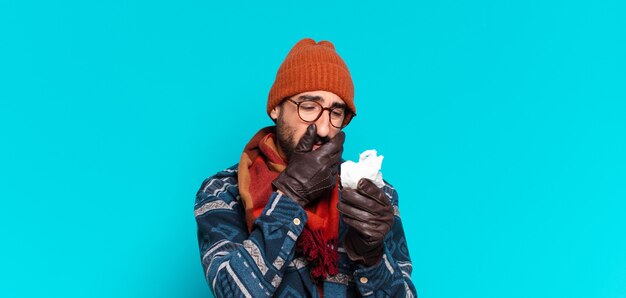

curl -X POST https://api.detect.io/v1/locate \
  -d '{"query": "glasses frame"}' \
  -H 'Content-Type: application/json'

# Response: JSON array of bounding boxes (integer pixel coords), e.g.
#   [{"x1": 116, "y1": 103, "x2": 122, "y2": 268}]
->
[{"x1": 285, "y1": 98, "x2": 356, "y2": 128}]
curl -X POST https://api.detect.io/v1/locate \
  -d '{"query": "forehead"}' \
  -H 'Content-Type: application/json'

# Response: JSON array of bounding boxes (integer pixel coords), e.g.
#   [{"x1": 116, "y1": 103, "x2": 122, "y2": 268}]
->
[{"x1": 292, "y1": 90, "x2": 345, "y2": 106}]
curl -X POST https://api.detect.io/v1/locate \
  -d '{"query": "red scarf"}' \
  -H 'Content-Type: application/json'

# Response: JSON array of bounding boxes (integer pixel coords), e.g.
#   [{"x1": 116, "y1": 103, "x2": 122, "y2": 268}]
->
[{"x1": 238, "y1": 126, "x2": 339, "y2": 283}]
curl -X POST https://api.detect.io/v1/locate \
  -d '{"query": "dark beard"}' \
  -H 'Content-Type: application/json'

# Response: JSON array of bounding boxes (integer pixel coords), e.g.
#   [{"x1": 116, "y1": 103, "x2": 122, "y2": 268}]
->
[{"x1": 276, "y1": 115, "x2": 297, "y2": 161}]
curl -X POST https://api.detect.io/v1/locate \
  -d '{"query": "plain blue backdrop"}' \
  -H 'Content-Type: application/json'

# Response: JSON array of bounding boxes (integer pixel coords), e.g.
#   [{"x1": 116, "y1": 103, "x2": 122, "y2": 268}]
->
[{"x1": 1, "y1": 0, "x2": 625, "y2": 297}]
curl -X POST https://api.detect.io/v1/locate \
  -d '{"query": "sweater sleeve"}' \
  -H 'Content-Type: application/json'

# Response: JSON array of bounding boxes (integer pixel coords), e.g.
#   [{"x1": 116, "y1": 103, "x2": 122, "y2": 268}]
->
[
  {"x1": 352, "y1": 184, "x2": 418, "y2": 297},
  {"x1": 194, "y1": 166, "x2": 308, "y2": 297}
]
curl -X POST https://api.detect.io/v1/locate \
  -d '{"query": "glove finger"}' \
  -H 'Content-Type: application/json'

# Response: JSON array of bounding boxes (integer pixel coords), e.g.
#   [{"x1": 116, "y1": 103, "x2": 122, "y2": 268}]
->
[
  {"x1": 339, "y1": 188, "x2": 370, "y2": 208},
  {"x1": 342, "y1": 217, "x2": 385, "y2": 243},
  {"x1": 294, "y1": 124, "x2": 317, "y2": 153},
  {"x1": 339, "y1": 196, "x2": 390, "y2": 242},
  {"x1": 357, "y1": 178, "x2": 390, "y2": 207},
  {"x1": 342, "y1": 187, "x2": 388, "y2": 216},
  {"x1": 337, "y1": 200, "x2": 376, "y2": 222},
  {"x1": 371, "y1": 208, "x2": 394, "y2": 233}
]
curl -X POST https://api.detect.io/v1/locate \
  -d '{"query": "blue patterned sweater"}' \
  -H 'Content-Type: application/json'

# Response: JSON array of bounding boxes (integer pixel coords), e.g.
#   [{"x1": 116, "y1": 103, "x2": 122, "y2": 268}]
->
[{"x1": 195, "y1": 164, "x2": 417, "y2": 297}]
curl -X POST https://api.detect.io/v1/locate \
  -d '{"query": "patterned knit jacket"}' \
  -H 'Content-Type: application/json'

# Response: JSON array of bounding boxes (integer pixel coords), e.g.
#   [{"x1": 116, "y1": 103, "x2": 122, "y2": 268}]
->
[{"x1": 195, "y1": 164, "x2": 417, "y2": 297}]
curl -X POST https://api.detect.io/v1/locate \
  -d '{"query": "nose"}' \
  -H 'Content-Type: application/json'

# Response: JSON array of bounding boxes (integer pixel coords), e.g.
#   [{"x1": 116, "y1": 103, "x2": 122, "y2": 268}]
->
[{"x1": 314, "y1": 110, "x2": 332, "y2": 138}]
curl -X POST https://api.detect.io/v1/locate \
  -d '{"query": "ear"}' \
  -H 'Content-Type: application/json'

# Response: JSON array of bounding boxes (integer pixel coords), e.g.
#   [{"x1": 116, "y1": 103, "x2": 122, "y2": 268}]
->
[{"x1": 270, "y1": 105, "x2": 280, "y2": 120}]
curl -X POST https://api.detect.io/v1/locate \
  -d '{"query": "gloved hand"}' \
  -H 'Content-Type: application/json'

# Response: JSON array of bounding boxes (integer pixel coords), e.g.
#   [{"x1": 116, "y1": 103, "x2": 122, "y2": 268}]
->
[
  {"x1": 338, "y1": 178, "x2": 394, "y2": 266},
  {"x1": 273, "y1": 124, "x2": 345, "y2": 207}
]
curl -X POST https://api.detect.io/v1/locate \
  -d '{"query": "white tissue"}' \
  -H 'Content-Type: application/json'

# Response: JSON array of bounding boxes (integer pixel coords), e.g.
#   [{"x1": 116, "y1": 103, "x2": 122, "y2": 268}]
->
[{"x1": 340, "y1": 150, "x2": 385, "y2": 189}]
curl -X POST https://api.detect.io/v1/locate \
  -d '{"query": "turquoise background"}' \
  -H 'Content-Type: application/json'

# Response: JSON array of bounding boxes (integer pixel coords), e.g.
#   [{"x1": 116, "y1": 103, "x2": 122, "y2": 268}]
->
[{"x1": 1, "y1": 0, "x2": 625, "y2": 297}]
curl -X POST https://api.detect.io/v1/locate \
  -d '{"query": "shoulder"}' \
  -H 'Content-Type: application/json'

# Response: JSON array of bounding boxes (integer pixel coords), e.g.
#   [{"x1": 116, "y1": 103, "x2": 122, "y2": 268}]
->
[{"x1": 195, "y1": 164, "x2": 240, "y2": 206}]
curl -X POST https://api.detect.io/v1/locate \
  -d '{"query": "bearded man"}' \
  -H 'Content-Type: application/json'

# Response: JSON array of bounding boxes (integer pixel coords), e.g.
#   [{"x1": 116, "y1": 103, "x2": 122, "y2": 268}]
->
[{"x1": 195, "y1": 38, "x2": 417, "y2": 297}]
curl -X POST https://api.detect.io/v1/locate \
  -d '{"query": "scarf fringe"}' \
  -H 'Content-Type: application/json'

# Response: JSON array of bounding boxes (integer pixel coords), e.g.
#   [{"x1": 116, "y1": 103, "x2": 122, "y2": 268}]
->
[{"x1": 298, "y1": 227, "x2": 339, "y2": 281}]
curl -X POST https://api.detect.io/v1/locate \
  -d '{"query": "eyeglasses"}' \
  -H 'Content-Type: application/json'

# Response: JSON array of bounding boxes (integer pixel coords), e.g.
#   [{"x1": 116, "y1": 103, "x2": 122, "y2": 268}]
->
[{"x1": 285, "y1": 98, "x2": 356, "y2": 128}]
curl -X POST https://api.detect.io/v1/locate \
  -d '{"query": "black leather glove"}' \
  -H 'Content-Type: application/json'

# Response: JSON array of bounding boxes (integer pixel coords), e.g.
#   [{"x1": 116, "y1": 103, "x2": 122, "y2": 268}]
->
[
  {"x1": 273, "y1": 124, "x2": 345, "y2": 207},
  {"x1": 338, "y1": 178, "x2": 394, "y2": 266}
]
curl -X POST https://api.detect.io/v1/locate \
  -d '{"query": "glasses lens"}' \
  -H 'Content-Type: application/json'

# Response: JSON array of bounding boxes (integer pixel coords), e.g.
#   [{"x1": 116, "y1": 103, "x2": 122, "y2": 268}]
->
[
  {"x1": 329, "y1": 108, "x2": 346, "y2": 128},
  {"x1": 298, "y1": 101, "x2": 323, "y2": 121}
]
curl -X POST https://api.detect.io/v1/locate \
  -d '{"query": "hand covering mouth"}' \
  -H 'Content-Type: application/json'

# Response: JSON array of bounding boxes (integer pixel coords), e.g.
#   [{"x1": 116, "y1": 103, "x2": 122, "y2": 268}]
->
[{"x1": 313, "y1": 136, "x2": 330, "y2": 149}]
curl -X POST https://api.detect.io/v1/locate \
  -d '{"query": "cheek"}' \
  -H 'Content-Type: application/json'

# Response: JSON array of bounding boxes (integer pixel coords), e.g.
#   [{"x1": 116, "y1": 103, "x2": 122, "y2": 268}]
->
[
  {"x1": 291, "y1": 127, "x2": 308, "y2": 146},
  {"x1": 281, "y1": 114, "x2": 311, "y2": 142},
  {"x1": 278, "y1": 116, "x2": 303, "y2": 146}
]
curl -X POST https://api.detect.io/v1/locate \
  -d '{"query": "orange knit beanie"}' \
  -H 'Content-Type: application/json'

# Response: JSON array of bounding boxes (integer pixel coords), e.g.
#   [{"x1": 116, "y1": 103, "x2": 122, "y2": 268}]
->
[{"x1": 267, "y1": 38, "x2": 355, "y2": 117}]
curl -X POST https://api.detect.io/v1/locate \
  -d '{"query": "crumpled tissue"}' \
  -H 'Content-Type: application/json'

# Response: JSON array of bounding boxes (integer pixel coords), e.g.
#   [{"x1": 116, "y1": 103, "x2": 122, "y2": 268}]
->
[{"x1": 340, "y1": 150, "x2": 385, "y2": 189}]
